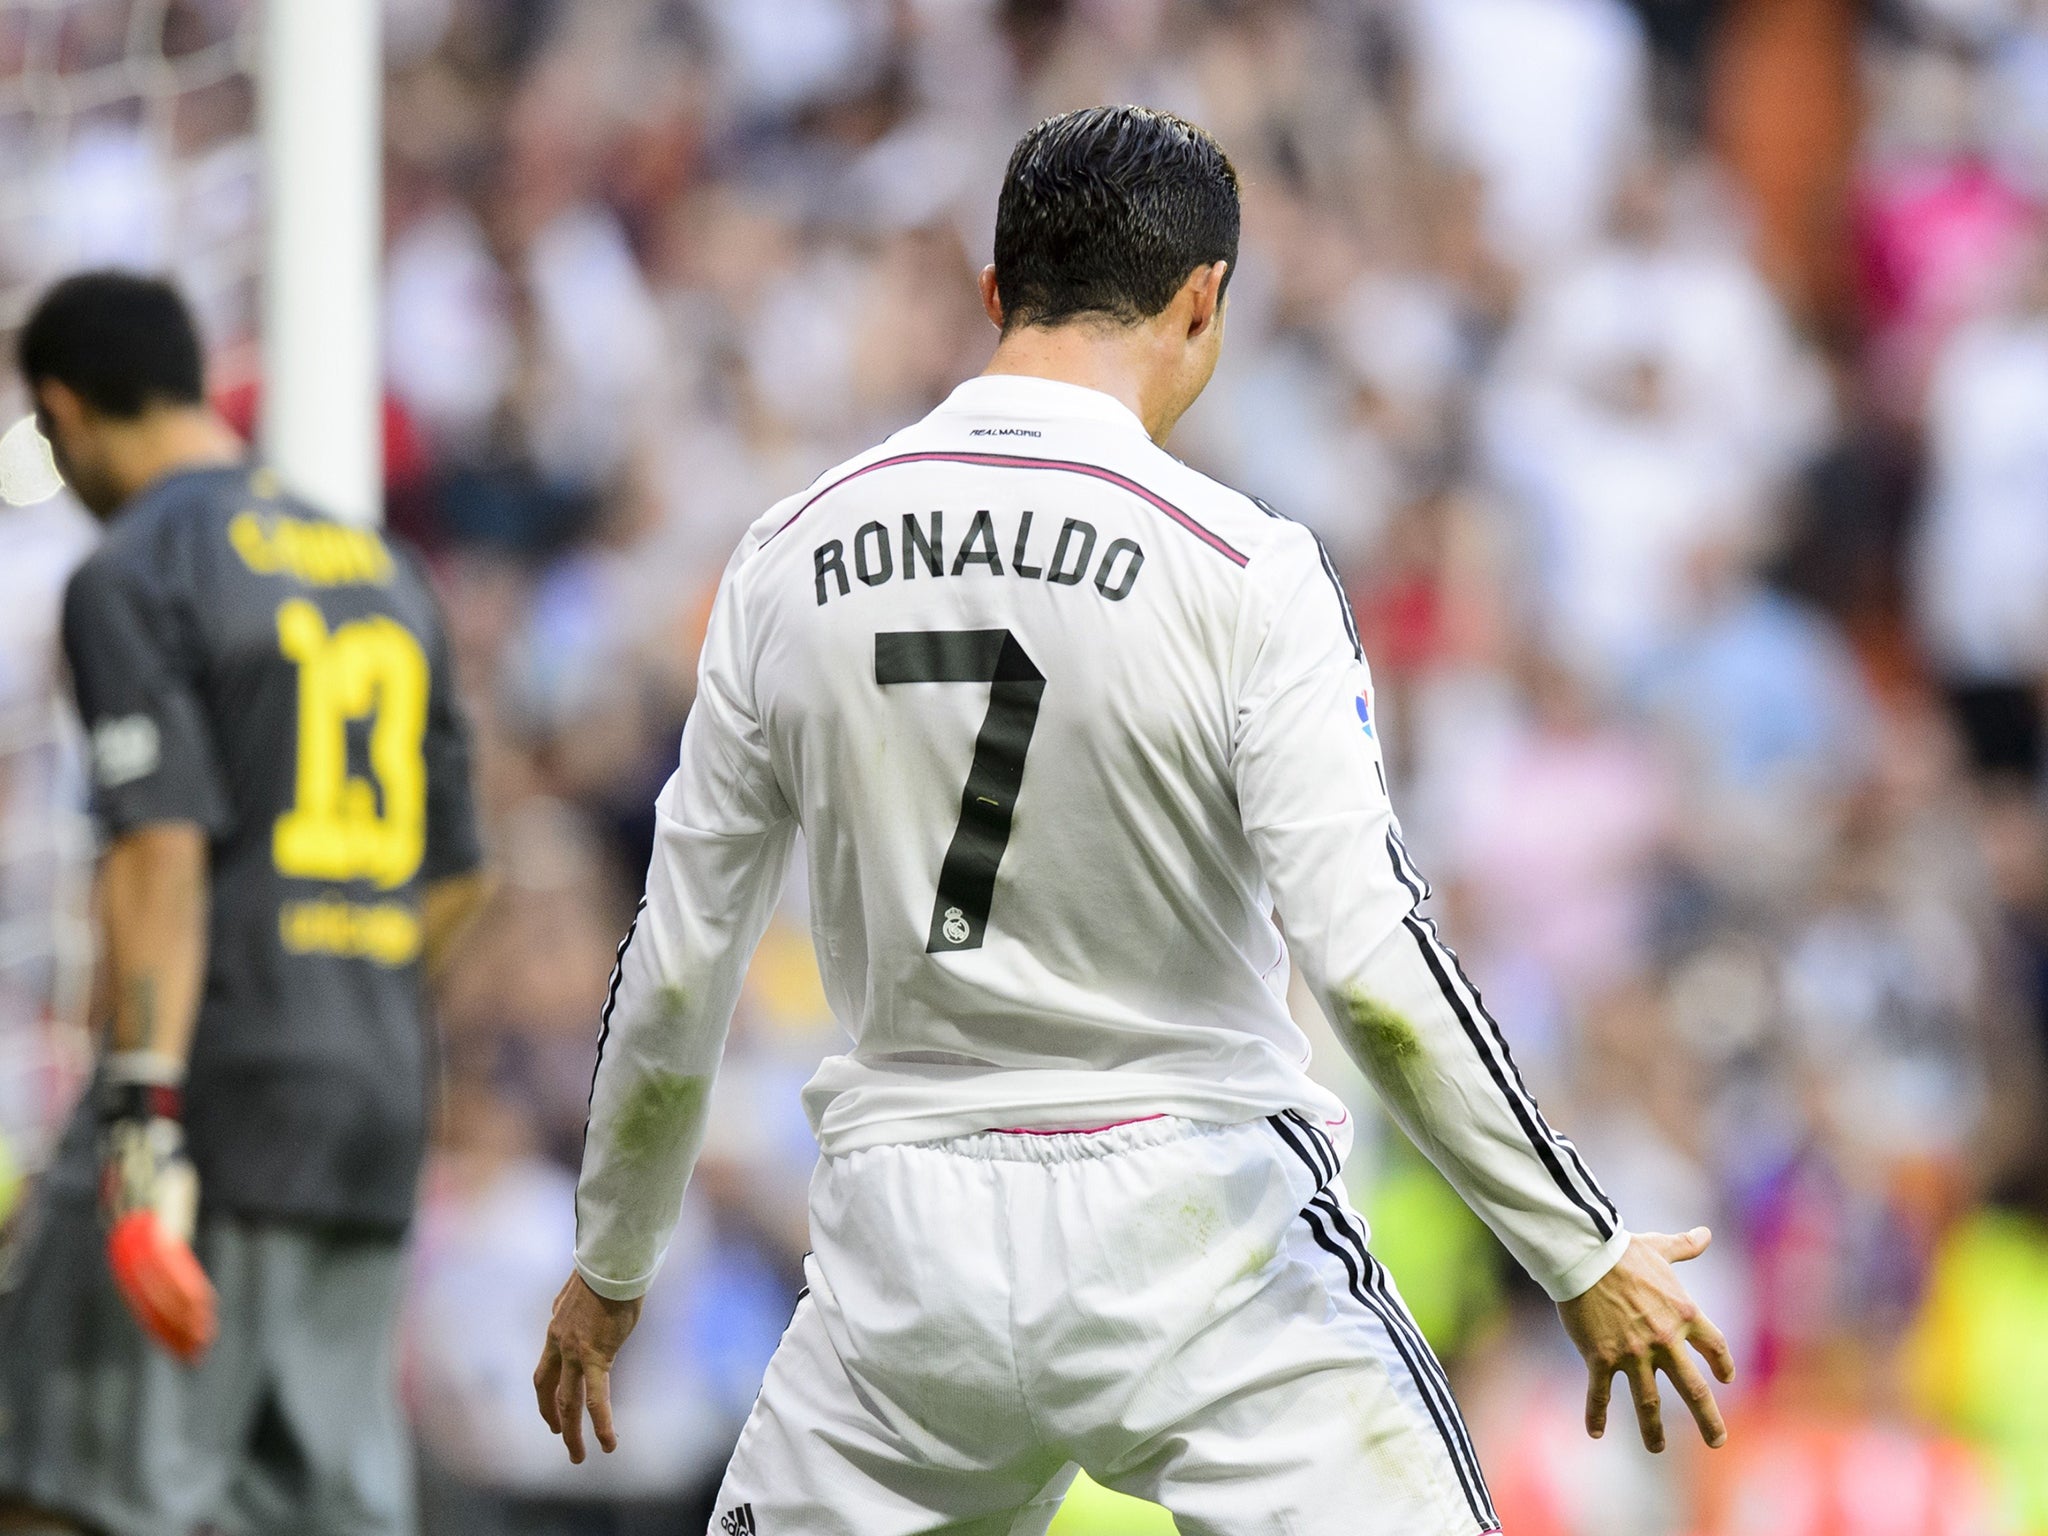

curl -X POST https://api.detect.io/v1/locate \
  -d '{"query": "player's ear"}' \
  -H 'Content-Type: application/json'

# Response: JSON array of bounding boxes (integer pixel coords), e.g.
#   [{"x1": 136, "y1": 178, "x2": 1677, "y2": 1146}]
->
[
  {"x1": 32, "y1": 377, "x2": 89, "y2": 446},
  {"x1": 1184, "y1": 261, "x2": 1228, "y2": 341},
  {"x1": 978, "y1": 265, "x2": 1006, "y2": 330}
]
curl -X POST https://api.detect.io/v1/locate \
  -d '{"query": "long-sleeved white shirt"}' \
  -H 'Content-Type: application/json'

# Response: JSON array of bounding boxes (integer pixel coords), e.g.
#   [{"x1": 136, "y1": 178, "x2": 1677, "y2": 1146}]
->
[{"x1": 576, "y1": 374, "x2": 1627, "y2": 1304}]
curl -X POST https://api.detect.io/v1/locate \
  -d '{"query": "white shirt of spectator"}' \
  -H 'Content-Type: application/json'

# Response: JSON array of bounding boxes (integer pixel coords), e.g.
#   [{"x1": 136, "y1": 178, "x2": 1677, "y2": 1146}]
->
[
  {"x1": 1404, "y1": 0, "x2": 1649, "y2": 267},
  {"x1": 1916, "y1": 311, "x2": 2048, "y2": 680}
]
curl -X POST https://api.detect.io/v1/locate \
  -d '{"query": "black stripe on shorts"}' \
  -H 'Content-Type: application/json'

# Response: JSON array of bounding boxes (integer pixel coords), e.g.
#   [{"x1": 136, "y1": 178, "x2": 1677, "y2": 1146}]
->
[
  {"x1": 1269, "y1": 1112, "x2": 1335, "y2": 1187},
  {"x1": 1268, "y1": 1114, "x2": 1499, "y2": 1532},
  {"x1": 1296, "y1": 1198, "x2": 1499, "y2": 1532},
  {"x1": 1311, "y1": 1192, "x2": 1499, "y2": 1531}
]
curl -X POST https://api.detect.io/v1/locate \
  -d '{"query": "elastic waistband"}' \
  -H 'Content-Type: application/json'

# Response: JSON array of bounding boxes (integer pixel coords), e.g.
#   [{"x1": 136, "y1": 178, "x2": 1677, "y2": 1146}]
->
[{"x1": 920, "y1": 1113, "x2": 1237, "y2": 1163}]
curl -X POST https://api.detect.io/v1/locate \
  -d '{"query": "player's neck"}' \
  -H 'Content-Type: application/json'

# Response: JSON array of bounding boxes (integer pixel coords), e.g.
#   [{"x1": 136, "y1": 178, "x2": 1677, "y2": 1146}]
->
[
  {"x1": 982, "y1": 326, "x2": 1174, "y2": 444},
  {"x1": 104, "y1": 407, "x2": 245, "y2": 508}
]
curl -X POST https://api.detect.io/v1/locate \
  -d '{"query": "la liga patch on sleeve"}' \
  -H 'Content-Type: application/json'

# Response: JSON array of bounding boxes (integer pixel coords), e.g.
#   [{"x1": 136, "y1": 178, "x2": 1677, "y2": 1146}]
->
[{"x1": 92, "y1": 714, "x2": 161, "y2": 788}]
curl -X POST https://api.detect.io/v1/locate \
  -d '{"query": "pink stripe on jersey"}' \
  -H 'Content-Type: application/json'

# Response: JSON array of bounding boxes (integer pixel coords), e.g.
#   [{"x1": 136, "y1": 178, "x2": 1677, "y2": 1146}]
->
[
  {"x1": 987, "y1": 1114, "x2": 1169, "y2": 1136},
  {"x1": 760, "y1": 450, "x2": 1251, "y2": 567}
]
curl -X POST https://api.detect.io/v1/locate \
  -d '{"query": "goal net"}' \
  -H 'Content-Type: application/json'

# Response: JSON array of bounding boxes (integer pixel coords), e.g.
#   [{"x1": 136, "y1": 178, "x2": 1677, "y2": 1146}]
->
[{"x1": 0, "y1": 0, "x2": 261, "y2": 1181}]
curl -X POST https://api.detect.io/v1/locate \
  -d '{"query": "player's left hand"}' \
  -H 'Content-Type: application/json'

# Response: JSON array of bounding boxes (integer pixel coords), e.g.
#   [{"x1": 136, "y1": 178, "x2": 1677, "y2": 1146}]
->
[
  {"x1": 534, "y1": 1271, "x2": 643, "y2": 1463},
  {"x1": 98, "y1": 1061, "x2": 217, "y2": 1365},
  {"x1": 1557, "y1": 1227, "x2": 1736, "y2": 1454}
]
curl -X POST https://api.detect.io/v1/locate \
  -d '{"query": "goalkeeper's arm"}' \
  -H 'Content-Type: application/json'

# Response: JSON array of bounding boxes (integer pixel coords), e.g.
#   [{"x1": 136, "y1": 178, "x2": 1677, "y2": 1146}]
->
[
  {"x1": 96, "y1": 821, "x2": 217, "y2": 1363},
  {"x1": 59, "y1": 548, "x2": 232, "y2": 1362},
  {"x1": 100, "y1": 823, "x2": 208, "y2": 1068}
]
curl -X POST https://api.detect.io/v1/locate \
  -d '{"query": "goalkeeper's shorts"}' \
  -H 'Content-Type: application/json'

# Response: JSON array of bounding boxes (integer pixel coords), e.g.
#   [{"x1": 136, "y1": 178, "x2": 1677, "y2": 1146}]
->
[
  {"x1": 0, "y1": 1188, "x2": 411, "y2": 1536},
  {"x1": 710, "y1": 1112, "x2": 1501, "y2": 1536}
]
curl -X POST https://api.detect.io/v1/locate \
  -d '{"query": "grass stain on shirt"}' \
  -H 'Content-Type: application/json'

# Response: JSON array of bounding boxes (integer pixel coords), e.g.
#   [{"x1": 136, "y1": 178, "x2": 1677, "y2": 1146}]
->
[{"x1": 1233, "y1": 1238, "x2": 1279, "y2": 1284}]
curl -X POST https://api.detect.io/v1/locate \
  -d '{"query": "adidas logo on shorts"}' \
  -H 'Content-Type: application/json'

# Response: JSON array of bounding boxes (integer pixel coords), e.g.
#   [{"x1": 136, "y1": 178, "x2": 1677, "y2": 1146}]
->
[{"x1": 719, "y1": 1504, "x2": 758, "y2": 1534}]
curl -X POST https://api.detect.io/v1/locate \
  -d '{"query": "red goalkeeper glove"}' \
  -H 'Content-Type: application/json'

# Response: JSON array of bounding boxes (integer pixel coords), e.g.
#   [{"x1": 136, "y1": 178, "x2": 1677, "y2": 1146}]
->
[{"x1": 99, "y1": 1054, "x2": 217, "y2": 1364}]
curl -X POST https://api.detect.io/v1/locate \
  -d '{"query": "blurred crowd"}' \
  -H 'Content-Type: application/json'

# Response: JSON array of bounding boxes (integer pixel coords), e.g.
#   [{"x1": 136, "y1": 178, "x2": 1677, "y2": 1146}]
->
[{"x1": 7, "y1": 0, "x2": 2048, "y2": 1531}]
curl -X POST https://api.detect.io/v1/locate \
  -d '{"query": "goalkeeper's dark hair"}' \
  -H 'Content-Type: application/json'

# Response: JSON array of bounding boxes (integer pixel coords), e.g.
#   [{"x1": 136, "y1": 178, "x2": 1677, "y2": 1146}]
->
[
  {"x1": 993, "y1": 105, "x2": 1240, "y2": 332},
  {"x1": 18, "y1": 270, "x2": 206, "y2": 418}
]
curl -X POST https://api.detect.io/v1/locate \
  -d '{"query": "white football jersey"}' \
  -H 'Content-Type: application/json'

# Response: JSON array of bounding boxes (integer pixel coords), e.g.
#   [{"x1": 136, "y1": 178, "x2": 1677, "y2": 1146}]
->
[{"x1": 577, "y1": 375, "x2": 1626, "y2": 1303}]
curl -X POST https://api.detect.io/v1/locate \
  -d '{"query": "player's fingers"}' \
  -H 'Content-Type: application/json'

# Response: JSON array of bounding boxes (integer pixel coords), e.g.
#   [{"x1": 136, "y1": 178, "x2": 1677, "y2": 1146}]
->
[
  {"x1": 1644, "y1": 1226, "x2": 1711, "y2": 1264},
  {"x1": 555, "y1": 1358, "x2": 588, "y2": 1464},
  {"x1": 587, "y1": 1362, "x2": 619, "y2": 1455},
  {"x1": 1690, "y1": 1313, "x2": 1738, "y2": 1385},
  {"x1": 1626, "y1": 1358, "x2": 1666, "y2": 1454},
  {"x1": 533, "y1": 1338, "x2": 563, "y2": 1433},
  {"x1": 1659, "y1": 1344, "x2": 1726, "y2": 1449},
  {"x1": 1584, "y1": 1360, "x2": 1614, "y2": 1439}
]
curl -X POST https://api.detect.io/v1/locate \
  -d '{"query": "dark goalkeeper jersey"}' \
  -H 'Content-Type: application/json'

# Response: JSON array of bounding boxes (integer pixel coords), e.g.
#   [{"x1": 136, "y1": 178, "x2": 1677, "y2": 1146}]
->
[{"x1": 53, "y1": 464, "x2": 481, "y2": 1232}]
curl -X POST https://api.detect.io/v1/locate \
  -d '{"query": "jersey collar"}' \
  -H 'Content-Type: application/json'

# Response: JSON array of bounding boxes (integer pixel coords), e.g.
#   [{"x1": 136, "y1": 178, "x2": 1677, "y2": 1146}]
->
[{"x1": 934, "y1": 374, "x2": 1150, "y2": 439}]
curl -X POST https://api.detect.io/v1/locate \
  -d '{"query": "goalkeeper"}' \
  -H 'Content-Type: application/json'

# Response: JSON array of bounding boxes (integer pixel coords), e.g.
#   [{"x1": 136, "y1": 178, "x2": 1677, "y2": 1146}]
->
[{"x1": 0, "y1": 273, "x2": 486, "y2": 1536}]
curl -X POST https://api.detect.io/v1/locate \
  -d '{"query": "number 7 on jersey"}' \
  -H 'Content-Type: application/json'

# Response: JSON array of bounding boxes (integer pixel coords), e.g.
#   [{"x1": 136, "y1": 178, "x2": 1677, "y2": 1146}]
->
[{"x1": 876, "y1": 630, "x2": 1045, "y2": 953}]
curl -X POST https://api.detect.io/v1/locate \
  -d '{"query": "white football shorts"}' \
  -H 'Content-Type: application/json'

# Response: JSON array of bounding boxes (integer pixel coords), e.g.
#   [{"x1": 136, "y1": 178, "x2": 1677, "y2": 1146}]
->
[{"x1": 708, "y1": 1113, "x2": 1501, "y2": 1536}]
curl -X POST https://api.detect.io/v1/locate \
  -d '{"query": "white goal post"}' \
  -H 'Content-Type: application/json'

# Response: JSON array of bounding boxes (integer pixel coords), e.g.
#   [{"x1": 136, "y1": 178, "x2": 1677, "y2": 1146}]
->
[
  {"x1": 0, "y1": 0, "x2": 386, "y2": 1173},
  {"x1": 260, "y1": 0, "x2": 381, "y2": 527}
]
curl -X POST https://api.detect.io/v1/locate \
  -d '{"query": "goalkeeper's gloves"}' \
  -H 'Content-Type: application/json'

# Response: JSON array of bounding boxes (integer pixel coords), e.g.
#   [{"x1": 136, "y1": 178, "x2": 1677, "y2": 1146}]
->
[{"x1": 98, "y1": 1053, "x2": 217, "y2": 1363}]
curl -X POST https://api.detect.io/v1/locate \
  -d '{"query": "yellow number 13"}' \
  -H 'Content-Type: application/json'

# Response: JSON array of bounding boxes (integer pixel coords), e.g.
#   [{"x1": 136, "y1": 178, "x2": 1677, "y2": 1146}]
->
[{"x1": 272, "y1": 598, "x2": 430, "y2": 890}]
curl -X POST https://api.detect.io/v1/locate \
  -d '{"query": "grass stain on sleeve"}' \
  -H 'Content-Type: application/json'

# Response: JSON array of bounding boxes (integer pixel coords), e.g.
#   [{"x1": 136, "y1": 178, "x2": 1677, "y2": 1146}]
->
[
  {"x1": 611, "y1": 1068, "x2": 710, "y2": 1160},
  {"x1": 1335, "y1": 985, "x2": 1424, "y2": 1072}
]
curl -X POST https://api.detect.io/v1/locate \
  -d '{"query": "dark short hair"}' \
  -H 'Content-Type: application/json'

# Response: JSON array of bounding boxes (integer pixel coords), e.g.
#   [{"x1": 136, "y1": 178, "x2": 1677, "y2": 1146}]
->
[
  {"x1": 18, "y1": 270, "x2": 206, "y2": 417},
  {"x1": 993, "y1": 105, "x2": 1240, "y2": 331}
]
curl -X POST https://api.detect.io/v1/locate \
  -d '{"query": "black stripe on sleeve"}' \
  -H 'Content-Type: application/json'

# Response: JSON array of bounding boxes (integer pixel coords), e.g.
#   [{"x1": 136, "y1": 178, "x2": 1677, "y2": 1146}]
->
[
  {"x1": 1409, "y1": 895, "x2": 1619, "y2": 1226},
  {"x1": 1309, "y1": 537, "x2": 1364, "y2": 663},
  {"x1": 1387, "y1": 823, "x2": 1434, "y2": 902},
  {"x1": 586, "y1": 895, "x2": 647, "y2": 1106},
  {"x1": 1385, "y1": 828, "x2": 1424, "y2": 906},
  {"x1": 1379, "y1": 836, "x2": 1618, "y2": 1235},
  {"x1": 1402, "y1": 913, "x2": 1615, "y2": 1240},
  {"x1": 1252, "y1": 496, "x2": 1364, "y2": 662},
  {"x1": 1455, "y1": 977, "x2": 1618, "y2": 1226}
]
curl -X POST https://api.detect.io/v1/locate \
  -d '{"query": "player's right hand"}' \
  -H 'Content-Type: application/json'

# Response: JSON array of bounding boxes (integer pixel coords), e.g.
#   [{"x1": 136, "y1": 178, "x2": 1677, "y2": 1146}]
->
[
  {"x1": 535, "y1": 1271, "x2": 643, "y2": 1464},
  {"x1": 99, "y1": 1063, "x2": 218, "y2": 1364},
  {"x1": 1556, "y1": 1226, "x2": 1736, "y2": 1453}
]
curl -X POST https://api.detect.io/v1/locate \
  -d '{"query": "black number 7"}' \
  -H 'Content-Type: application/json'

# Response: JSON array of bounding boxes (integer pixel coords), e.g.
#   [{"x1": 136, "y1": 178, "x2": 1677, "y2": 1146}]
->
[{"x1": 876, "y1": 629, "x2": 1045, "y2": 952}]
